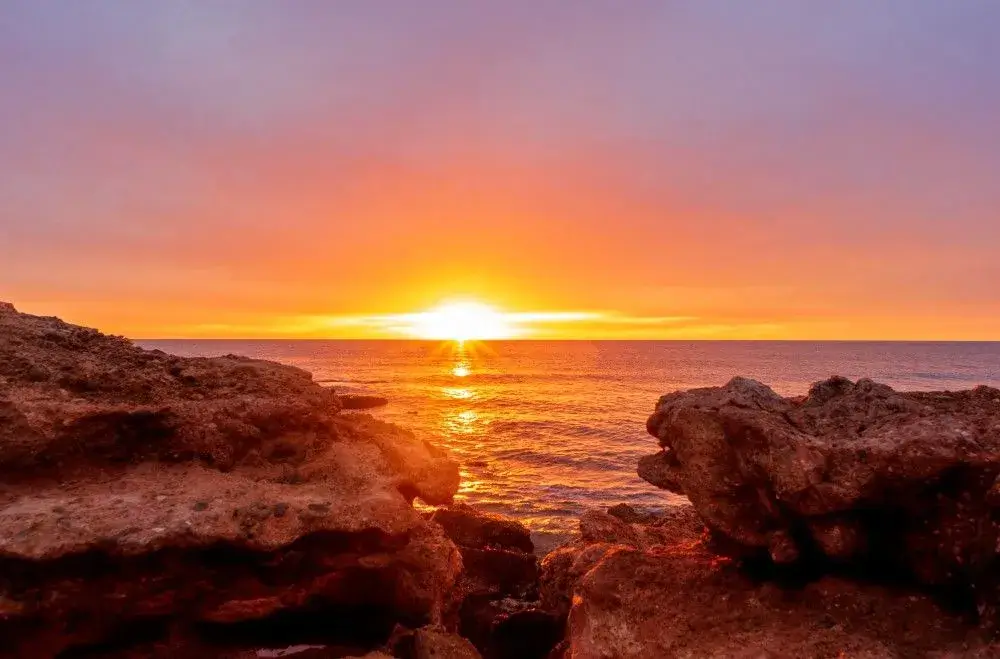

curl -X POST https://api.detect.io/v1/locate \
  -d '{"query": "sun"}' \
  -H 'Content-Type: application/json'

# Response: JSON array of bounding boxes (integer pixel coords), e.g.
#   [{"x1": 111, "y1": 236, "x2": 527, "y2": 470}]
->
[{"x1": 408, "y1": 301, "x2": 514, "y2": 341}]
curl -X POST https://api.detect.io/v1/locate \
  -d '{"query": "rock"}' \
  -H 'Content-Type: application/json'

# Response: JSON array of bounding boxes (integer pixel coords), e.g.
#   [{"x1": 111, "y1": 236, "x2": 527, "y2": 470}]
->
[
  {"x1": 579, "y1": 510, "x2": 642, "y2": 546},
  {"x1": 642, "y1": 376, "x2": 1000, "y2": 593},
  {"x1": 389, "y1": 625, "x2": 482, "y2": 659},
  {"x1": 0, "y1": 303, "x2": 463, "y2": 656},
  {"x1": 410, "y1": 626, "x2": 482, "y2": 659},
  {"x1": 431, "y1": 503, "x2": 534, "y2": 553},
  {"x1": 566, "y1": 545, "x2": 989, "y2": 658},
  {"x1": 430, "y1": 504, "x2": 559, "y2": 659},
  {"x1": 340, "y1": 395, "x2": 390, "y2": 410},
  {"x1": 542, "y1": 503, "x2": 992, "y2": 657},
  {"x1": 606, "y1": 503, "x2": 656, "y2": 524}
]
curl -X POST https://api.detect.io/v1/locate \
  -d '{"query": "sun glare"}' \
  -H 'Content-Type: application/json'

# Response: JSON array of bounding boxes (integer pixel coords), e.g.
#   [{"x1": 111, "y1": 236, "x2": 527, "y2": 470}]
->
[{"x1": 408, "y1": 301, "x2": 515, "y2": 341}]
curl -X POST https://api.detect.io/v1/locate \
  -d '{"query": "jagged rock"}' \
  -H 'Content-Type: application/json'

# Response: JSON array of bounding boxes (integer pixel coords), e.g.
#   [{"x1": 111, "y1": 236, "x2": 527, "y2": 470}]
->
[
  {"x1": 642, "y1": 376, "x2": 1000, "y2": 592},
  {"x1": 431, "y1": 504, "x2": 534, "y2": 554},
  {"x1": 340, "y1": 395, "x2": 390, "y2": 411},
  {"x1": 0, "y1": 303, "x2": 463, "y2": 657},
  {"x1": 606, "y1": 503, "x2": 656, "y2": 524},
  {"x1": 430, "y1": 504, "x2": 558, "y2": 659},
  {"x1": 540, "y1": 505, "x2": 704, "y2": 620}
]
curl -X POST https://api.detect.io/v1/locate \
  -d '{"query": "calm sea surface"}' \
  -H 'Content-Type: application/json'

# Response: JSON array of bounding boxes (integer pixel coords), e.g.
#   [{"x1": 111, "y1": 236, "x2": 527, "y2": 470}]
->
[{"x1": 139, "y1": 340, "x2": 1000, "y2": 552}]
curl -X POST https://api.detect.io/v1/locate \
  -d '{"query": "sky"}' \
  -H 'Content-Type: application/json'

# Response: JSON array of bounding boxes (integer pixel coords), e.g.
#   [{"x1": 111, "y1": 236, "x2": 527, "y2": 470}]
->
[{"x1": 2, "y1": 1, "x2": 999, "y2": 339}]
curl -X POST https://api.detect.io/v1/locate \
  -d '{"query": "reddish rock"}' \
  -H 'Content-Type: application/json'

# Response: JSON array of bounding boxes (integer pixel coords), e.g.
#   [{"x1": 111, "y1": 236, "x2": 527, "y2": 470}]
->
[
  {"x1": 541, "y1": 505, "x2": 992, "y2": 658},
  {"x1": 430, "y1": 504, "x2": 534, "y2": 554},
  {"x1": 389, "y1": 625, "x2": 482, "y2": 659},
  {"x1": 643, "y1": 376, "x2": 1000, "y2": 593},
  {"x1": 0, "y1": 304, "x2": 462, "y2": 657},
  {"x1": 606, "y1": 503, "x2": 656, "y2": 525},
  {"x1": 429, "y1": 504, "x2": 559, "y2": 659},
  {"x1": 566, "y1": 546, "x2": 989, "y2": 658},
  {"x1": 339, "y1": 395, "x2": 390, "y2": 411}
]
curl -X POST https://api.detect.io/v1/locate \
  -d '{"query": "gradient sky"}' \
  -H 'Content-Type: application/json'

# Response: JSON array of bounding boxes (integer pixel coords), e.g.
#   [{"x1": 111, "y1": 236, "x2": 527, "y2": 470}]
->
[{"x1": 2, "y1": 1, "x2": 999, "y2": 339}]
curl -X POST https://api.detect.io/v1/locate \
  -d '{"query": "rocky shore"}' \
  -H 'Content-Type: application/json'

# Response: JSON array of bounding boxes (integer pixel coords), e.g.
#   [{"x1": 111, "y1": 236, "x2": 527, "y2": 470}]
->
[{"x1": 2, "y1": 302, "x2": 1000, "y2": 658}]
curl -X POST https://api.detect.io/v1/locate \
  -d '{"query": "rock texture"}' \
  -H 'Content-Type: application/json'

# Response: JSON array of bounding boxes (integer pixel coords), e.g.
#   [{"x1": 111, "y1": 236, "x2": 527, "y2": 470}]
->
[
  {"x1": 430, "y1": 504, "x2": 562, "y2": 659},
  {"x1": 544, "y1": 504, "x2": 994, "y2": 658},
  {"x1": 0, "y1": 303, "x2": 462, "y2": 657},
  {"x1": 642, "y1": 376, "x2": 1000, "y2": 592},
  {"x1": 339, "y1": 395, "x2": 390, "y2": 411}
]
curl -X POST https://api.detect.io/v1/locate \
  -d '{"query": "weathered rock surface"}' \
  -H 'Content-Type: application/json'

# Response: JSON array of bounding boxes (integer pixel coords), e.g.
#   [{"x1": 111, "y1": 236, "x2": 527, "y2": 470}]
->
[
  {"x1": 0, "y1": 303, "x2": 463, "y2": 657},
  {"x1": 642, "y1": 376, "x2": 1000, "y2": 592},
  {"x1": 544, "y1": 504, "x2": 995, "y2": 658},
  {"x1": 389, "y1": 625, "x2": 483, "y2": 659},
  {"x1": 339, "y1": 395, "x2": 390, "y2": 411},
  {"x1": 430, "y1": 504, "x2": 561, "y2": 659}
]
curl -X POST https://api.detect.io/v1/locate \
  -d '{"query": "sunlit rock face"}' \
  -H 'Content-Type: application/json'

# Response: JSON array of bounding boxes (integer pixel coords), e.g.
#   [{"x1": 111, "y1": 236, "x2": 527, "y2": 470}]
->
[
  {"x1": 642, "y1": 376, "x2": 1000, "y2": 606},
  {"x1": 0, "y1": 302, "x2": 462, "y2": 657}
]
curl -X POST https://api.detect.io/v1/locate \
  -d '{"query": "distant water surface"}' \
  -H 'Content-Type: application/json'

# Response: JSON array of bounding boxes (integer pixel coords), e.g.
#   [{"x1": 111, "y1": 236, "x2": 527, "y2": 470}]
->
[{"x1": 139, "y1": 340, "x2": 1000, "y2": 551}]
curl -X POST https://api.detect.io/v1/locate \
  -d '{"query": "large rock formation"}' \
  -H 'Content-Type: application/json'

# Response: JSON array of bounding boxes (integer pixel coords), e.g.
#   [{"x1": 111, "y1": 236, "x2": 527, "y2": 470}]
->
[
  {"x1": 543, "y1": 504, "x2": 995, "y2": 658},
  {"x1": 0, "y1": 303, "x2": 462, "y2": 656},
  {"x1": 641, "y1": 376, "x2": 1000, "y2": 592}
]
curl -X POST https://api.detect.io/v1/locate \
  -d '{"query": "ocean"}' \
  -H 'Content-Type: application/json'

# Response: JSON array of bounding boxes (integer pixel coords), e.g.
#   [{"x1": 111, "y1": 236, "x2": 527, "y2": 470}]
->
[{"x1": 139, "y1": 340, "x2": 1000, "y2": 552}]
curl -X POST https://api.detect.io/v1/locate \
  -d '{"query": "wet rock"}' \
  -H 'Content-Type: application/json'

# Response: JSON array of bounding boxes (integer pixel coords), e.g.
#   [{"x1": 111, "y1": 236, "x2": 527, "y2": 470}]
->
[
  {"x1": 0, "y1": 303, "x2": 463, "y2": 657},
  {"x1": 431, "y1": 504, "x2": 534, "y2": 553},
  {"x1": 340, "y1": 395, "x2": 390, "y2": 411},
  {"x1": 642, "y1": 376, "x2": 1000, "y2": 595},
  {"x1": 606, "y1": 503, "x2": 656, "y2": 524}
]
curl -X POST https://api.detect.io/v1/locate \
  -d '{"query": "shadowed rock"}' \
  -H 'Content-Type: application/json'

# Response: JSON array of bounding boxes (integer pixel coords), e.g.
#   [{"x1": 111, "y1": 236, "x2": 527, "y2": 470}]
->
[
  {"x1": 542, "y1": 503, "x2": 994, "y2": 658},
  {"x1": 0, "y1": 303, "x2": 462, "y2": 656},
  {"x1": 340, "y1": 395, "x2": 390, "y2": 410},
  {"x1": 430, "y1": 504, "x2": 560, "y2": 659}
]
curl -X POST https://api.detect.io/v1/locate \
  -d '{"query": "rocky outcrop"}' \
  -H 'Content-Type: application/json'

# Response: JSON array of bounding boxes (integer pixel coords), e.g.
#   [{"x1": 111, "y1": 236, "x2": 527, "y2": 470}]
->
[
  {"x1": 642, "y1": 376, "x2": 1000, "y2": 591},
  {"x1": 340, "y1": 395, "x2": 390, "y2": 411},
  {"x1": 543, "y1": 504, "x2": 995, "y2": 658},
  {"x1": 0, "y1": 303, "x2": 462, "y2": 657},
  {"x1": 430, "y1": 504, "x2": 562, "y2": 659}
]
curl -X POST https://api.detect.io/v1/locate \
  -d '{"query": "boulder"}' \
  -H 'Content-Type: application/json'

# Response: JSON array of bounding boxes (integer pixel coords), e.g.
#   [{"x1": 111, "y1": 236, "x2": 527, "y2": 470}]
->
[
  {"x1": 0, "y1": 303, "x2": 462, "y2": 657},
  {"x1": 543, "y1": 504, "x2": 993, "y2": 658},
  {"x1": 642, "y1": 376, "x2": 1000, "y2": 592},
  {"x1": 606, "y1": 503, "x2": 656, "y2": 524},
  {"x1": 431, "y1": 504, "x2": 534, "y2": 554},
  {"x1": 340, "y1": 395, "x2": 390, "y2": 411},
  {"x1": 540, "y1": 505, "x2": 704, "y2": 619}
]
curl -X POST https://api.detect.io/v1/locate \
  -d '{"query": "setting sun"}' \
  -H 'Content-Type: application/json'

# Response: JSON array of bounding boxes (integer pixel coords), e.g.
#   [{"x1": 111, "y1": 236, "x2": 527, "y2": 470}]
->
[{"x1": 407, "y1": 301, "x2": 515, "y2": 341}]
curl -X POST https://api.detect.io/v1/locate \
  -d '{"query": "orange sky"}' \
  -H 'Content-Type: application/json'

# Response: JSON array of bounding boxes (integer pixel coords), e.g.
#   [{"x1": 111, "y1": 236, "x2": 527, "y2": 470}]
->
[{"x1": 2, "y1": 3, "x2": 999, "y2": 340}]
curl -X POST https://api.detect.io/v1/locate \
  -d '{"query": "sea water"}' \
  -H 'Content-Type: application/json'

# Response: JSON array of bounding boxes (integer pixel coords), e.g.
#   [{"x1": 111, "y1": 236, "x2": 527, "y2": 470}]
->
[{"x1": 140, "y1": 340, "x2": 1000, "y2": 551}]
